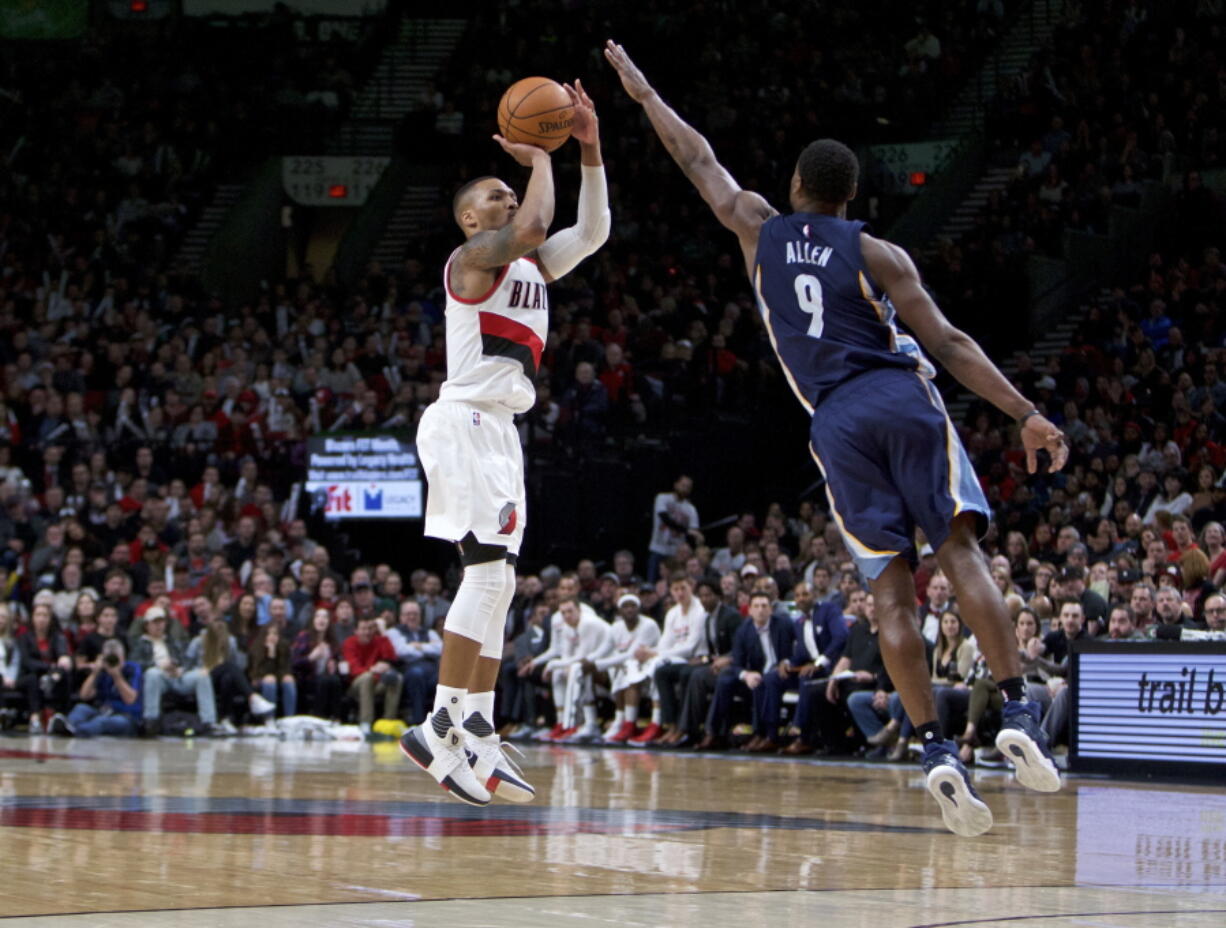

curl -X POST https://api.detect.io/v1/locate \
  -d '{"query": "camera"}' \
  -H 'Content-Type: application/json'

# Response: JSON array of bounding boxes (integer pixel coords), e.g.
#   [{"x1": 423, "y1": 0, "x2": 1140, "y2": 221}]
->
[{"x1": 103, "y1": 653, "x2": 121, "y2": 668}]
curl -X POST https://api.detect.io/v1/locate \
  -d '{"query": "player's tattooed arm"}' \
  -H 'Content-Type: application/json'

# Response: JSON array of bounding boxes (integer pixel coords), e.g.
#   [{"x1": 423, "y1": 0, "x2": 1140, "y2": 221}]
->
[
  {"x1": 604, "y1": 40, "x2": 776, "y2": 253},
  {"x1": 457, "y1": 139, "x2": 556, "y2": 274}
]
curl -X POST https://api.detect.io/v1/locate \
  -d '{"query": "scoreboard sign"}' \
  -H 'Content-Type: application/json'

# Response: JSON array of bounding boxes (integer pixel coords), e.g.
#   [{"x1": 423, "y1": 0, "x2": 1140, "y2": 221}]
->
[
  {"x1": 1070, "y1": 641, "x2": 1226, "y2": 777},
  {"x1": 283, "y1": 156, "x2": 389, "y2": 206}
]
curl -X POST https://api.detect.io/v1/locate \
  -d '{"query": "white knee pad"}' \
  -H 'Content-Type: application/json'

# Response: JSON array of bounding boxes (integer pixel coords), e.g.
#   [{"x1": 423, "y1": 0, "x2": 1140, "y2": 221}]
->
[
  {"x1": 445, "y1": 559, "x2": 509, "y2": 643},
  {"x1": 478, "y1": 562, "x2": 516, "y2": 661}
]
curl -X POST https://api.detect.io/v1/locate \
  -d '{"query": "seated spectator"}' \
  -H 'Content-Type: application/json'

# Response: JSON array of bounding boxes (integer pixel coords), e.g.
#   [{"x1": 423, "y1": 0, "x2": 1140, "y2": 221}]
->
[
  {"x1": 188, "y1": 618, "x2": 273, "y2": 732},
  {"x1": 18, "y1": 602, "x2": 74, "y2": 733},
  {"x1": 341, "y1": 615, "x2": 402, "y2": 734},
  {"x1": 761, "y1": 587, "x2": 848, "y2": 753},
  {"x1": 660, "y1": 580, "x2": 743, "y2": 748},
  {"x1": 386, "y1": 599, "x2": 441, "y2": 725},
  {"x1": 134, "y1": 607, "x2": 218, "y2": 736},
  {"x1": 0, "y1": 604, "x2": 22, "y2": 718},
  {"x1": 249, "y1": 623, "x2": 297, "y2": 718},
  {"x1": 700, "y1": 591, "x2": 794, "y2": 751},
  {"x1": 806, "y1": 594, "x2": 886, "y2": 754},
  {"x1": 594, "y1": 592, "x2": 661, "y2": 743},
  {"x1": 917, "y1": 571, "x2": 954, "y2": 643},
  {"x1": 291, "y1": 608, "x2": 344, "y2": 720},
  {"x1": 56, "y1": 639, "x2": 142, "y2": 738},
  {"x1": 629, "y1": 575, "x2": 707, "y2": 745},
  {"x1": 500, "y1": 602, "x2": 551, "y2": 737},
  {"x1": 1036, "y1": 600, "x2": 1090, "y2": 673},
  {"x1": 531, "y1": 597, "x2": 612, "y2": 743}
]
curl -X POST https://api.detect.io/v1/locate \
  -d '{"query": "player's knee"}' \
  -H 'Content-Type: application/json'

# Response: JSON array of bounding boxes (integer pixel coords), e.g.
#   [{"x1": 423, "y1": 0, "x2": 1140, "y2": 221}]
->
[{"x1": 444, "y1": 558, "x2": 511, "y2": 643}]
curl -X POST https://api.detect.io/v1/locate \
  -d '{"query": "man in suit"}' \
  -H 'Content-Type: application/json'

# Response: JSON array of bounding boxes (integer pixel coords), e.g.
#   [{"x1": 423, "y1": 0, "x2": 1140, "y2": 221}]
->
[
  {"x1": 697, "y1": 591, "x2": 795, "y2": 750},
  {"x1": 661, "y1": 579, "x2": 745, "y2": 746},
  {"x1": 755, "y1": 583, "x2": 848, "y2": 752}
]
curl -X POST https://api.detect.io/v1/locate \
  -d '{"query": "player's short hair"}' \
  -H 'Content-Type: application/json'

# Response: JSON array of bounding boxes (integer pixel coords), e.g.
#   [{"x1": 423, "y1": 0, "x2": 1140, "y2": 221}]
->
[
  {"x1": 452, "y1": 175, "x2": 498, "y2": 225},
  {"x1": 796, "y1": 139, "x2": 859, "y2": 203},
  {"x1": 668, "y1": 573, "x2": 693, "y2": 587},
  {"x1": 749, "y1": 591, "x2": 773, "y2": 605}
]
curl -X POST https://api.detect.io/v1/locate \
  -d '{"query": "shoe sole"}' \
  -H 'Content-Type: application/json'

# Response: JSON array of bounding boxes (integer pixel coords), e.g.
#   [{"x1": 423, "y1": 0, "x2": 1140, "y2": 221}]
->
[
  {"x1": 995, "y1": 729, "x2": 1062, "y2": 793},
  {"x1": 399, "y1": 731, "x2": 490, "y2": 807},
  {"x1": 925, "y1": 765, "x2": 994, "y2": 837}
]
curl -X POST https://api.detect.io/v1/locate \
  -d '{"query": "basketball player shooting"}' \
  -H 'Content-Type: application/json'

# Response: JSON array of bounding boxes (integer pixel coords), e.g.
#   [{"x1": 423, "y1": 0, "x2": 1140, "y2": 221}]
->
[
  {"x1": 605, "y1": 40, "x2": 1067, "y2": 837},
  {"x1": 401, "y1": 80, "x2": 610, "y2": 806}
]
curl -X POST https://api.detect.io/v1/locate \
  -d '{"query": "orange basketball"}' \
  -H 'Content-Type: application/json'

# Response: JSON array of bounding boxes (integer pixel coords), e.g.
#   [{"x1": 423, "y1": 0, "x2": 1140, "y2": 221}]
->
[{"x1": 497, "y1": 77, "x2": 574, "y2": 152}]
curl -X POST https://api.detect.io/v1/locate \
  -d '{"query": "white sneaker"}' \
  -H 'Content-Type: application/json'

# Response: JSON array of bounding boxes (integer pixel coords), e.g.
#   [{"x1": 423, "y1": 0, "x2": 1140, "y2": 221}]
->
[
  {"x1": 400, "y1": 712, "x2": 490, "y2": 806},
  {"x1": 465, "y1": 731, "x2": 535, "y2": 803},
  {"x1": 249, "y1": 693, "x2": 276, "y2": 717},
  {"x1": 29, "y1": 716, "x2": 43, "y2": 735},
  {"x1": 216, "y1": 718, "x2": 239, "y2": 737},
  {"x1": 562, "y1": 723, "x2": 603, "y2": 744}
]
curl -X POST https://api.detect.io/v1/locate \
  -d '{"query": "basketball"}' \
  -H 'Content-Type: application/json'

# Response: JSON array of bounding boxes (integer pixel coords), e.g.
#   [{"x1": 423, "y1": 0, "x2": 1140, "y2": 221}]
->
[{"x1": 497, "y1": 76, "x2": 574, "y2": 152}]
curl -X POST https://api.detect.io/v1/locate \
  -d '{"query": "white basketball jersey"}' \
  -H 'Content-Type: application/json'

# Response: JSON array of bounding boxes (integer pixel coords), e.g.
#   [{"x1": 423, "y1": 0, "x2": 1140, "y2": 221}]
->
[{"x1": 438, "y1": 249, "x2": 549, "y2": 414}]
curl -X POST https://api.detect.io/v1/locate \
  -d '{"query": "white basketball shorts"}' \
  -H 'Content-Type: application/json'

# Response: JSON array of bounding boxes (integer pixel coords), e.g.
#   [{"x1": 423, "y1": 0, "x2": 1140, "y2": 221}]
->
[{"x1": 418, "y1": 399, "x2": 526, "y2": 555}]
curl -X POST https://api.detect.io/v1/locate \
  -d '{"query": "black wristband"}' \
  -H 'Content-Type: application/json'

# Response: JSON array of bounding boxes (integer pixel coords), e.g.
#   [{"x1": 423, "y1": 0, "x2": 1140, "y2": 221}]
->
[{"x1": 1019, "y1": 409, "x2": 1041, "y2": 426}]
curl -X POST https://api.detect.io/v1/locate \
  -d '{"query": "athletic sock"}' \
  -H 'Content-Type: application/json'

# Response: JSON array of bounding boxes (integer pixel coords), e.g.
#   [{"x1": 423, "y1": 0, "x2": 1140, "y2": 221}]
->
[
  {"x1": 609, "y1": 709, "x2": 624, "y2": 728},
  {"x1": 997, "y1": 677, "x2": 1027, "y2": 703},
  {"x1": 463, "y1": 690, "x2": 496, "y2": 738},
  {"x1": 431, "y1": 684, "x2": 467, "y2": 739},
  {"x1": 650, "y1": 706, "x2": 661, "y2": 725},
  {"x1": 624, "y1": 703, "x2": 638, "y2": 724},
  {"x1": 916, "y1": 721, "x2": 946, "y2": 748},
  {"x1": 583, "y1": 704, "x2": 597, "y2": 728}
]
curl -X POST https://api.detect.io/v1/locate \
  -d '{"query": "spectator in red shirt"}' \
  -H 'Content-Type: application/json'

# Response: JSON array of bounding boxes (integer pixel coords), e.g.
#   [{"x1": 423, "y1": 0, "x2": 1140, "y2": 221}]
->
[{"x1": 341, "y1": 615, "x2": 402, "y2": 732}]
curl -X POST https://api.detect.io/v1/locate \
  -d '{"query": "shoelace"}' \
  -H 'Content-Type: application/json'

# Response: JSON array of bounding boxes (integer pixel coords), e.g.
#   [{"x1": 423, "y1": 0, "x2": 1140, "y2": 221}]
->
[{"x1": 472, "y1": 736, "x2": 526, "y2": 779}]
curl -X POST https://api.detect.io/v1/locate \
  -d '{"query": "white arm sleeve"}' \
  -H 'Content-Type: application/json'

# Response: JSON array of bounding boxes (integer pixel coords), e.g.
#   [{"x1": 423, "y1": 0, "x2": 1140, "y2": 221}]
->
[{"x1": 535, "y1": 164, "x2": 610, "y2": 280}]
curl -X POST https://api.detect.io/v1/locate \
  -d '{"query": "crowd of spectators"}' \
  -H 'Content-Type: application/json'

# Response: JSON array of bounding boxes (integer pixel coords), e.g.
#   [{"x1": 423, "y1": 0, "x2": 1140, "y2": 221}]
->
[
  {"x1": 1, "y1": 1, "x2": 1223, "y2": 765},
  {"x1": 923, "y1": 0, "x2": 1225, "y2": 352}
]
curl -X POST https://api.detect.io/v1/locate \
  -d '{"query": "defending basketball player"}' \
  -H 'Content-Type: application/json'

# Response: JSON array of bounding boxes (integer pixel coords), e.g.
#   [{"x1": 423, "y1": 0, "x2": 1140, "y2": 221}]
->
[
  {"x1": 605, "y1": 41, "x2": 1066, "y2": 836},
  {"x1": 400, "y1": 80, "x2": 610, "y2": 805}
]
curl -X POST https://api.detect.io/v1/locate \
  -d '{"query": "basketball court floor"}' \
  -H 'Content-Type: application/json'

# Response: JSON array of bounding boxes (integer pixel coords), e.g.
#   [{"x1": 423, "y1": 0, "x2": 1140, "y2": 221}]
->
[{"x1": 1, "y1": 736, "x2": 1222, "y2": 926}]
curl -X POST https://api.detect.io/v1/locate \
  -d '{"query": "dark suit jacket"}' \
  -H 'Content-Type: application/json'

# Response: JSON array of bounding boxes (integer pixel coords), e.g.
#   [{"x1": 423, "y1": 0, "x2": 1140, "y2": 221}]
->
[
  {"x1": 730, "y1": 613, "x2": 796, "y2": 677},
  {"x1": 706, "y1": 602, "x2": 744, "y2": 657},
  {"x1": 789, "y1": 601, "x2": 849, "y2": 668}
]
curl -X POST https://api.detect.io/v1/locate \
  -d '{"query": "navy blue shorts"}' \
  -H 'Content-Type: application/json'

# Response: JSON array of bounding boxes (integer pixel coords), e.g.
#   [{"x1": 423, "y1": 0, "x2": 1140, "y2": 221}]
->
[{"x1": 809, "y1": 367, "x2": 989, "y2": 580}]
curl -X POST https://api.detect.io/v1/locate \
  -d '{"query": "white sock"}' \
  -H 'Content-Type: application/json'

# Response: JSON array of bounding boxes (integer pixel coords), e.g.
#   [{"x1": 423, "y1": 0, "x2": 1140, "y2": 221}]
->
[
  {"x1": 650, "y1": 706, "x2": 661, "y2": 725},
  {"x1": 464, "y1": 690, "x2": 496, "y2": 738},
  {"x1": 583, "y1": 704, "x2": 597, "y2": 728},
  {"x1": 431, "y1": 684, "x2": 466, "y2": 738},
  {"x1": 624, "y1": 703, "x2": 639, "y2": 724},
  {"x1": 608, "y1": 709, "x2": 624, "y2": 730}
]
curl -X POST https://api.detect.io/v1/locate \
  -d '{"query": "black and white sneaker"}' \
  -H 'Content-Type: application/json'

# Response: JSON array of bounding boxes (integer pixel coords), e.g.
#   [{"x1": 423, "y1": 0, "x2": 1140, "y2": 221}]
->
[
  {"x1": 49, "y1": 713, "x2": 74, "y2": 736},
  {"x1": 463, "y1": 712, "x2": 535, "y2": 803},
  {"x1": 400, "y1": 711, "x2": 491, "y2": 807},
  {"x1": 995, "y1": 700, "x2": 1062, "y2": 793},
  {"x1": 922, "y1": 740, "x2": 994, "y2": 837}
]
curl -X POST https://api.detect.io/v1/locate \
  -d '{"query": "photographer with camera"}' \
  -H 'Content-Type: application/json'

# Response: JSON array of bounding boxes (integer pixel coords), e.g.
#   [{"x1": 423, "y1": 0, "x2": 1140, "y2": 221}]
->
[{"x1": 52, "y1": 639, "x2": 142, "y2": 737}]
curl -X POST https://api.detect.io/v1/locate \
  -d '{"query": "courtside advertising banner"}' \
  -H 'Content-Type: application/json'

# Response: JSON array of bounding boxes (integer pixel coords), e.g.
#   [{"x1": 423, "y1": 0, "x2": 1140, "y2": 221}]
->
[{"x1": 1070, "y1": 641, "x2": 1226, "y2": 776}]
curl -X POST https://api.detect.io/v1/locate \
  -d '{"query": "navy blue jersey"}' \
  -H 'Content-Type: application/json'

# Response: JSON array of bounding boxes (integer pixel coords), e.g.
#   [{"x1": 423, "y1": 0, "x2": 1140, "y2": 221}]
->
[{"x1": 752, "y1": 212, "x2": 936, "y2": 413}]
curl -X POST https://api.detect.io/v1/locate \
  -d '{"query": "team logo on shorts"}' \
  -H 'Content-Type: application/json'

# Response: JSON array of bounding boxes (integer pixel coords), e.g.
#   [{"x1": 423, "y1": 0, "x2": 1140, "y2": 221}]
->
[
  {"x1": 472, "y1": 411, "x2": 481, "y2": 426},
  {"x1": 497, "y1": 502, "x2": 517, "y2": 535}
]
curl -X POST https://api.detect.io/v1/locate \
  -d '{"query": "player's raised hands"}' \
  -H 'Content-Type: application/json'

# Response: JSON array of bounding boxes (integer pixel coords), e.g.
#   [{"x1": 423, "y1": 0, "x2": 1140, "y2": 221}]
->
[
  {"x1": 492, "y1": 133, "x2": 551, "y2": 167},
  {"x1": 1021, "y1": 413, "x2": 1068, "y2": 474},
  {"x1": 603, "y1": 40, "x2": 655, "y2": 103},
  {"x1": 564, "y1": 79, "x2": 599, "y2": 146}
]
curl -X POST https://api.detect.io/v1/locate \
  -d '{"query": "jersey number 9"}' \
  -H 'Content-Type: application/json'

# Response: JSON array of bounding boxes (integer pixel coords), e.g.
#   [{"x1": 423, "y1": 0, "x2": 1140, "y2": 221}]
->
[{"x1": 794, "y1": 274, "x2": 825, "y2": 338}]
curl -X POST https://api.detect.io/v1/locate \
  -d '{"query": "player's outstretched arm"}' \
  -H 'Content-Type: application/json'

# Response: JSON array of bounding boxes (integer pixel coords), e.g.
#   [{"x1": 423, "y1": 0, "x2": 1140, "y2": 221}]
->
[
  {"x1": 458, "y1": 139, "x2": 555, "y2": 272},
  {"x1": 604, "y1": 40, "x2": 775, "y2": 261},
  {"x1": 862, "y1": 234, "x2": 1068, "y2": 474},
  {"x1": 536, "y1": 79, "x2": 611, "y2": 283}
]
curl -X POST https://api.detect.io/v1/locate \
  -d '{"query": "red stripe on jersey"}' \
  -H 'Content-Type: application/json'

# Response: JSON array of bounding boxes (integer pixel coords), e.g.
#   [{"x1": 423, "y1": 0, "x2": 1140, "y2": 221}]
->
[
  {"x1": 446, "y1": 257, "x2": 511, "y2": 305},
  {"x1": 479, "y1": 312, "x2": 543, "y2": 367}
]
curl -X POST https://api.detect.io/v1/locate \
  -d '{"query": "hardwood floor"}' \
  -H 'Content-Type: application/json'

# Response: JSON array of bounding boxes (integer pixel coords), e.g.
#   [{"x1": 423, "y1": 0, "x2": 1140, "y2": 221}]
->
[{"x1": 0, "y1": 736, "x2": 1222, "y2": 926}]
